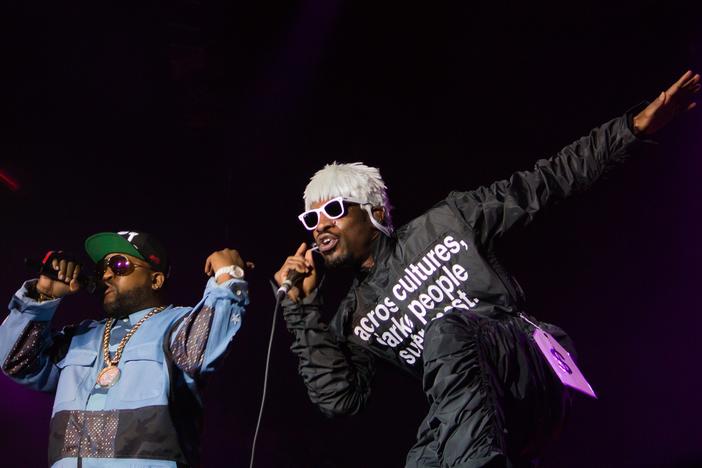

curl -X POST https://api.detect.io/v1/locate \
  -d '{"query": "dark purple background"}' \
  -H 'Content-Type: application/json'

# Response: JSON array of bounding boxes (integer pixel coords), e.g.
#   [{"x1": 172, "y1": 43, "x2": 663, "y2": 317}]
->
[{"x1": 1, "y1": 1, "x2": 701, "y2": 466}]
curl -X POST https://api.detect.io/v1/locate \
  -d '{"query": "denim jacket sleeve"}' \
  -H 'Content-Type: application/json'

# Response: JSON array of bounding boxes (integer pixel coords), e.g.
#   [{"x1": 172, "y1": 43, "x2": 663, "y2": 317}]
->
[
  {"x1": 168, "y1": 276, "x2": 249, "y2": 377},
  {"x1": 0, "y1": 280, "x2": 76, "y2": 393}
]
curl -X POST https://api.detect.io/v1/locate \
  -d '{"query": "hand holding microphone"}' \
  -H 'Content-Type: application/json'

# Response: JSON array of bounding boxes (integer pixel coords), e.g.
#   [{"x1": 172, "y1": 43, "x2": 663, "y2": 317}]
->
[
  {"x1": 274, "y1": 242, "x2": 318, "y2": 301},
  {"x1": 26, "y1": 251, "x2": 94, "y2": 298}
]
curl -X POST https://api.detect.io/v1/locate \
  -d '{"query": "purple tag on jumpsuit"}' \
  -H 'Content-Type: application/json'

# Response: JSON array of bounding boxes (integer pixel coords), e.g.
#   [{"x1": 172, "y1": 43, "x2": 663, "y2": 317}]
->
[{"x1": 532, "y1": 328, "x2": 597, "y2": 398}]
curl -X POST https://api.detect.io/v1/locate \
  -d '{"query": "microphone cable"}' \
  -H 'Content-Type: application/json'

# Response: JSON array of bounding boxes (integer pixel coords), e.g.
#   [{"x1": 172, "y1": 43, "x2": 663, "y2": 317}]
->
[
  {"x1": 249, "y1": 249, "x2": 316, "y2": 468},
  {"x1": 249, "y1": 293, "x2": 282, "y2": 468}
]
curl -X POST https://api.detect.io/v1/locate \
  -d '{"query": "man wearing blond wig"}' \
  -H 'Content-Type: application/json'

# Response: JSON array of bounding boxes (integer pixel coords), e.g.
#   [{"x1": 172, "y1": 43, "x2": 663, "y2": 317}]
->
[{"x1": 274, "y1": 71, "x2": 700, "y2": 467}]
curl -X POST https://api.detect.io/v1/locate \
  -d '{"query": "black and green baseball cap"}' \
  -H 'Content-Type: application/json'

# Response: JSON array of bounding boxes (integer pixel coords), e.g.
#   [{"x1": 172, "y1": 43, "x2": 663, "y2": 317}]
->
[{"x1": 85, "y1": 230, "x2": 170, "y2": 276}]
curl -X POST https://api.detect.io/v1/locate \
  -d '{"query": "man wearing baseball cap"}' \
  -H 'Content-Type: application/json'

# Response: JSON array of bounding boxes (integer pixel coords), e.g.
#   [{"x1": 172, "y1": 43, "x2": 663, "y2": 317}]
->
[{"x1": 0, "y1": 230, "x2": 249, "y2": 467}]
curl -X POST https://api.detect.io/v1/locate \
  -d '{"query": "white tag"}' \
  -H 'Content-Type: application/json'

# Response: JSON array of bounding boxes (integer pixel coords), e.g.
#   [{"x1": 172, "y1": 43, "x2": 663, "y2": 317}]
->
[{"x1": 532, "y1": 327, "x2": 597, "y2": 398}]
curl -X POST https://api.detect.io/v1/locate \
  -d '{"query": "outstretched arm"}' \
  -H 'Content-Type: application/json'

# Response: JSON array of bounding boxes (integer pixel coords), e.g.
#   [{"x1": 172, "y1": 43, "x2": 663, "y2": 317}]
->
[{"x1": 450, "y1": 70, "x2": 699, "y2": 245}]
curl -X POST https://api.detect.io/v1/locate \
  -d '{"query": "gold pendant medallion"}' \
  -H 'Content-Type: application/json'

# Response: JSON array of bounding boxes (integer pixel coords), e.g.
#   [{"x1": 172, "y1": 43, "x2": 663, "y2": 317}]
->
[{"x1": 96, "y1": 365, "x2": 121, "y2": 388}]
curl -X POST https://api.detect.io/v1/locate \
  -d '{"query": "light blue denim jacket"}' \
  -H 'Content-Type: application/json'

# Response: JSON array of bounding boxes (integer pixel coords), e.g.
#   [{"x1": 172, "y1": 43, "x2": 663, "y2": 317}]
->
[{"x1": 0, "y1": 277, "x2": 248, "y2": 467}]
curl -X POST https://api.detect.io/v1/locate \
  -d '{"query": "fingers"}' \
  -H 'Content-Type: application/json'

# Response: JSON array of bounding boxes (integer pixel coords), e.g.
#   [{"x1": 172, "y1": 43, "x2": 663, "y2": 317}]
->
[
  {"x1": 57, "y1": 259, "x2": 67, "y2": 281},
  {"x1": 64, "y1": 262, "x2": 76, "y2": 283},
  {"x1": 57, "y1": 260, "x2": 81, "y2": 284},
  {"x1": 72, "y1": 264, "x2": 81, "y2": 281},
  {"x1": 294, "y1": 242, "x2": 308, "y2": 257},
  {"x1": 275, "y1": 255, "x2": 310, "y2": 286},
  {"x1": 282, "y1": 257, "x2": 310, "y2": 279},
  {"x1": 672, "y1": 70, "x2": 693, "y2": 90},
  {"x1": 68, "y1": 264, "x2": 81, "y2": 291},
  {"x1": 668, "y1": 71, "x2": 700, "y2": 100},
  {"x1": 657, "y1": 71, "x2": 699, "y2": 115},
  {"x1": 304, "y1": 249, "x2": 316, "y2": 269},
  {"x1": 285, "y1": 256, "x2": 310, "y2": 273},
  {"x1": 682, "y1": 73, "x2": 700, "y2": 90},
  {"x1": 635, "y1": 71, "x2": 700, "y2": 136}
]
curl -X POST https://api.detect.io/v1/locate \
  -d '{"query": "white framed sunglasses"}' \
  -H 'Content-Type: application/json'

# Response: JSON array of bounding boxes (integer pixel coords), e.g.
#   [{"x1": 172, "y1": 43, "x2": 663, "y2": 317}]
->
[{"x1": 298, "y1": 196, "x2": 367, "y2": 230}]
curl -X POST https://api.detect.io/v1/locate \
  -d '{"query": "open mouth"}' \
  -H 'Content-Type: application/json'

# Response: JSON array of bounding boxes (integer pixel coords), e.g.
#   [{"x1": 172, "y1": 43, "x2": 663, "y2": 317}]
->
[{"x1": 318, "y1": 235, "x2": 339, "y2": 253}]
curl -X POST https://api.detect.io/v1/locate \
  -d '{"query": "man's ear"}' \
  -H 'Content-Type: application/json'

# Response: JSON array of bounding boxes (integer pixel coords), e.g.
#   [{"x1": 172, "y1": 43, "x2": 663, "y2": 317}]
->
[
  {"x1": 151, "y1": 272, "x2": 166, "y2": 291},
  {"x1": 372, "y1": 206, "x2": 385, "y2": 224}
]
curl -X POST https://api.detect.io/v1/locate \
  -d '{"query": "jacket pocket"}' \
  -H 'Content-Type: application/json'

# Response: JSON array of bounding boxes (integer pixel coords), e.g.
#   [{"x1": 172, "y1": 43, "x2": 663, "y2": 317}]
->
[
  {"x1": 117, "y1": 342, "x2": 167, "y2": 402},
  {"x1": 54, "y1": 349, "x2": 97, "y2": 404}
]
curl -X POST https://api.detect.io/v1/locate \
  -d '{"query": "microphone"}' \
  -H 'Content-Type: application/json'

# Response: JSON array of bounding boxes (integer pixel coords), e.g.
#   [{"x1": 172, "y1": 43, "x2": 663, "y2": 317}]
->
[
  {"x1": 276, "y1": 269, "x2": 307, "y2": 300},
  {"x1": 275, "y1": 243, "x2": 319, "y2": 300},
  {"x1": 24, "y1": 253, "x2": 97, "y2": 294}
]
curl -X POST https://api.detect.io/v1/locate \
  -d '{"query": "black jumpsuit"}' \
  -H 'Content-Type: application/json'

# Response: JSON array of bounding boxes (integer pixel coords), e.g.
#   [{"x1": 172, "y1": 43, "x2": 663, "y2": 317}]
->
[{"x1": 281, "y1": 109, "x2": 649, "y2": 467}]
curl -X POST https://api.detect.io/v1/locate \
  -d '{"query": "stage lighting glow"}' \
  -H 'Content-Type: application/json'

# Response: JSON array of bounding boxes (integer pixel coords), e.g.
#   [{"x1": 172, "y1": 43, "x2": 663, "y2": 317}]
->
[{"x1": 0, "y1": 170, "x2": 20, "y2": 191}]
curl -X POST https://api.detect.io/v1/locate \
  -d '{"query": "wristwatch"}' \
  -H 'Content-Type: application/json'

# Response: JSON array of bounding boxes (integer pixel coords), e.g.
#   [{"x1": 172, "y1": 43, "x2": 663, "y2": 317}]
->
[{"x1": 214, "y1": 265, "x2": 245, "y2": 281}]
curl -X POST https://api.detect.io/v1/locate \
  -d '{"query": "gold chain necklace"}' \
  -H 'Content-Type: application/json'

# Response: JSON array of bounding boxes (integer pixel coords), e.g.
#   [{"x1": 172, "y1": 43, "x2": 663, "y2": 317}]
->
[{"x1": 96, "y1": 305, "x2": 166, "y2": 388}]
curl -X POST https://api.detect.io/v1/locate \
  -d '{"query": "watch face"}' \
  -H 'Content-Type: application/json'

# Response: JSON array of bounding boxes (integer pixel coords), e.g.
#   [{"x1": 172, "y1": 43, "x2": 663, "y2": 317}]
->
[
  {"x1": 232, "y1": 265, "x2": 245, "y2": 279},
  {"x1": 215, "y1": 265, "x2": 245, "y2": 281}
]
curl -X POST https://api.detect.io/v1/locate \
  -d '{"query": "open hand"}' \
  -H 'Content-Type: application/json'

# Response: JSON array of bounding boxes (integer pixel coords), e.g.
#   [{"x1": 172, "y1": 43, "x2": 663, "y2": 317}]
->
[{"x1": 633, "y1": 70, "x2": 700, "y2": 136}]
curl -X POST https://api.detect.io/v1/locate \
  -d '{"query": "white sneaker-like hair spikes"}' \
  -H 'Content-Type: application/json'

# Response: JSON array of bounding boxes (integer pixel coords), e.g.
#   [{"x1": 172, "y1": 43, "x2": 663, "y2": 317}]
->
[{"x1": 303, "y1": 162, "x2": 394, "y2": 236}]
